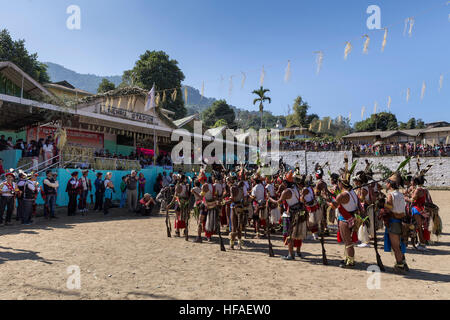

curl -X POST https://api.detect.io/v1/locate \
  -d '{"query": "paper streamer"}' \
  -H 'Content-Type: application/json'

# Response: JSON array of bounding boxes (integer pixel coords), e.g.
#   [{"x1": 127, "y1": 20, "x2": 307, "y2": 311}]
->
[
  {"x1": 260, "y1": 66, "x2": 266, "y2": 86},
  {"x1": 362, "y1": 35, "x2": 370, "y2": 54},
  {"x1": 284, "y1": 60, "x2": 291, "y2": 83},
  {"x1": 201, "y1": 81, "x2": 205, "y2": 100},
  {"x1": 127, "y1": 96, "x2": 132, "y2": 110},
  {"x1": 387, "y1": 96, "x2": 392, "y2": 112},
  {"x1": 361, "y1": 106, "x2": 365, "y2": 119},
  {"x1": 381, "y1": 28, "x2": 388, "y2": 52},
  {"x1": 162, "y1": 91, "x2": 166, "y2": 103},
  {"x1": 318, "y1": 121, "x2": 322, "y2": 132},
  {"x1": 344, "y1": 42, "x2": 352, "y2": 60},
  {"x1": 439, "y1": 74, "x2": 444, "y2": 92},
  {"x1": 117, "y1": 97, "x2": 122, "y2": 108},
  {"x1": 184, "y1": 87, "x2": 188, "y2": 105},
  {"x1": 406, "y1": 88, "x2": 411, "y2": 103},
  {"x1": 155, "y1": 92, "x2": 160, "y2": 106},
  {"x1": 241, "y1": 72, "x2": 246, "y2": 89},
  {"x1": 314, "y1": 51, "x2": 323, "y2": 75},
  {"x1": 172, "y1": 88, "x2": 177, "y2": 102},
  {"x1": 229, "y1": 76, "x2": 233, "y2": 96},
  {"x1": 374, "y1": 101, "x2": 378, "y2": 114},
  {"x1": 328, "y1": 118, "x2": 332, "y2": 130},
  {"x1": 309, "y1": 122, "x2": 313, "y2": 131},
  {"x1": 404, "y1": 17, "x2": 414, "y2": 37},
  {"x1": 338, "y1": 115, "x2": 342, "y2": 124},
  {"x1": 421, "y1": 81, "x2": 426, "y2": 100},
  {"x1": 348, "y1": 112, "x2": 352, "y2": 122}
]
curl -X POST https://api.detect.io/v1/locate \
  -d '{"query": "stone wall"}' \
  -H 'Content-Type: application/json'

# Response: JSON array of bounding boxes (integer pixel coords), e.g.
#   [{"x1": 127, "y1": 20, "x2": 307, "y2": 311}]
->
[{"x1": 268, "y1": 151, "x2": 450, "y2": 188}]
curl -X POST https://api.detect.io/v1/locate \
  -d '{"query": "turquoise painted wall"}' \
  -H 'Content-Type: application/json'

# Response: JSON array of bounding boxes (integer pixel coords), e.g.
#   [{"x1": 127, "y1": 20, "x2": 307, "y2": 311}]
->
[
  {"x1": 104, "y1": 139, "x2": 134, "y2": 156},
  {"x1": 34, "y1": 166, "x2": 173, "y2": 206},
  {"x1": 0, "y1": 149, "x2": 22, "y2": 171}
]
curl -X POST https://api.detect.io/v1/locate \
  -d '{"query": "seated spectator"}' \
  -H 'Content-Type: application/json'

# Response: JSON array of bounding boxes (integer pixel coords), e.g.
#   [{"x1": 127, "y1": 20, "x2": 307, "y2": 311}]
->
[{"x1": 138, "y1": 193, "x2": 156, "y2": 216}]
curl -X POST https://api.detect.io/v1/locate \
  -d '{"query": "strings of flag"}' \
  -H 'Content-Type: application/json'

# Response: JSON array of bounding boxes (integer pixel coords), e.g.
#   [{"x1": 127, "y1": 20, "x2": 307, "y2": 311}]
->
[{"x1": 112, "y1": 2, "x2": 447, "y2": 115}]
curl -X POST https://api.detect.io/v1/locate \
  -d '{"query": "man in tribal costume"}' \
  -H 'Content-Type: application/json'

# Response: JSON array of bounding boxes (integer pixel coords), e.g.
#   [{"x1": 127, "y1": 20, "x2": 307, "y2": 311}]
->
[
  {"x1": 326, "y1": 173, "x2": 341, "y2": 227},
  {"x1": 271, "y1": 171, "x2": 307, "y2": 260},
  {"x1": 302, "y1": 175, "x2": 323, "y2": 241},
  {"x1": 173, "y1": 174, "x2": 190, "y2": 238},
  {"x1": 229, "y1": 178, "x2": 246, "y2": 249},
  {"x1": 238, "y1": 168, "x2": 252, "y2": 238},
  {"x1": 353, "y1": 172, "x2": 372, "y2": 248},
  {"x1": 249, "y1": 172, "x2": 267, "y2": 238},
  {"x1": 380, "y1": 172, "x2": 410, "y2": 273},
  {"x1": 328, "y1": 176, "x2": 361, "y2": 269},
  {"x1": 265, "y1": 175, "x2": 281, "y2": 230},
  {"x1": 406, "y1": 175, "x2": 432, "y2": 251},
  {"x1": 202, "y1": 176, "x2": 219, "y2": 242},
  {"x1": 313, "y1": 164, "x2": 331, "y2": 237}
]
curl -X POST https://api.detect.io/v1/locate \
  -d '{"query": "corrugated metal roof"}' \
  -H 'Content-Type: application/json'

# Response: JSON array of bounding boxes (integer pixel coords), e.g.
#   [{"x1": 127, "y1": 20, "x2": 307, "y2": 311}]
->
[{"x1": 0, "y1": 61, "x2": 53, "y2": 97}]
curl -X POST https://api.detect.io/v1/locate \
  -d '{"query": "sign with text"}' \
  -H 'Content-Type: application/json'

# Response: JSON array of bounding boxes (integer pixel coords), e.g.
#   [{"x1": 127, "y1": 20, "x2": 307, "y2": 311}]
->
[
  {"x1": 100, "y1": 105, "x2": 155, "y2": 124},
  {"x1": 27, "y1": 126, "x2": 104, "y2": 149}
]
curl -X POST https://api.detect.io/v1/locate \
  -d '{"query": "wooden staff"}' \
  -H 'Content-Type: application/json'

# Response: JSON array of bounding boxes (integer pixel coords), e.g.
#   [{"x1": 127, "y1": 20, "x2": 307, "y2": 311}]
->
[
  {"x1": 265, "y1": 202, "x2": 275, "y2": 257},
  {"x1": 373, "y1": 207, "x2": 385, "y2": 271}
]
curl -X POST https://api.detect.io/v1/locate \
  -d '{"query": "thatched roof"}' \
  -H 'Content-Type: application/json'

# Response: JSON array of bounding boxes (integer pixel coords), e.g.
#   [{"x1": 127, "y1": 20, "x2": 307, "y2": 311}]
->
[{"x1": 77, "y1": 86, "x2": 177, "y2": 129}]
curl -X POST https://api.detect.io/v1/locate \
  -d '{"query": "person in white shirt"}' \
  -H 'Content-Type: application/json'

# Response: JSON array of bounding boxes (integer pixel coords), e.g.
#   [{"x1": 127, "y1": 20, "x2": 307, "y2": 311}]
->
[
  {"x1": 250, "y1": 174, "x2": 266, "y2": 238},
  {"x1": 42, "y1": 139, "x2": 54, "y2": 167}
]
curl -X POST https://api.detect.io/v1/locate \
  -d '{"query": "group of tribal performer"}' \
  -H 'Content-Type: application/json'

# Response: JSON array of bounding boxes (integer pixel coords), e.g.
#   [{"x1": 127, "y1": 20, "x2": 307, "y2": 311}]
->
[{"x1": 161, "y1": 157, "x2": 441, "y2": 274}]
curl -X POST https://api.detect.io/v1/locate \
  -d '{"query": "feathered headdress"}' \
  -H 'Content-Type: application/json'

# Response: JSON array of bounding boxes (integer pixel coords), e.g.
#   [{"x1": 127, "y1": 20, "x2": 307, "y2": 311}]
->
[{"x1": 339, "y1": 154, "x2": 357, "y2": 187}]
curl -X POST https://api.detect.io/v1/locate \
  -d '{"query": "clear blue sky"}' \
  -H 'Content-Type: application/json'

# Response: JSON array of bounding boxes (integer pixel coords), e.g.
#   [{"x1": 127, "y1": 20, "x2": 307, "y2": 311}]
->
[{"x1": 1, "y1": 0, "x2": 449, "y2": 124}]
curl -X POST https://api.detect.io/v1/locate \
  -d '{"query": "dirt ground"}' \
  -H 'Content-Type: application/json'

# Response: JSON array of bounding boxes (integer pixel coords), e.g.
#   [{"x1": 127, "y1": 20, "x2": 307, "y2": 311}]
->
[{"x1": 0, "y1": 191, "x2": 449, "y2": 300}]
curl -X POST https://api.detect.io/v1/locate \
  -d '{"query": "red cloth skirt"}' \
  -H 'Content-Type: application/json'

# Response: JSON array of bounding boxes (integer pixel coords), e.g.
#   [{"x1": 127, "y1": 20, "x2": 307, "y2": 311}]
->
[
  {"x1": 283, "y1": 235, "x2": 302, "y2": 248},
  {"x1": 220, "y1": 206, "x2": 228, "y2": 226},
  {"x1": 337, "y1": 230, "x2": 358, "y2": 243},
  {"x1": 175, "y1": 219, "x2": 186, "y2": 229}
]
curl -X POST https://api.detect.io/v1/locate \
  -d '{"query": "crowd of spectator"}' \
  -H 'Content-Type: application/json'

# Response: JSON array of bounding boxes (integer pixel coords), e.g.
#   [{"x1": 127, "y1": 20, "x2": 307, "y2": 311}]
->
[
  {"x1": 280, "y1": 139, "x2": 450, "y2": 157},
  {"x1": 93, "y1": 150, "x2": 172, "y2": 168}
]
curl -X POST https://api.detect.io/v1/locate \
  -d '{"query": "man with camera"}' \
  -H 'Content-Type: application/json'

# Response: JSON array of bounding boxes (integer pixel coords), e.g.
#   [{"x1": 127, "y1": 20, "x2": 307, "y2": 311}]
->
[
  {"x1": 43, "y1": 170, "x2": 59, "y2": 219},
  {"x1": 125, "y1": 170, "x2": 138, "y2": 213}
]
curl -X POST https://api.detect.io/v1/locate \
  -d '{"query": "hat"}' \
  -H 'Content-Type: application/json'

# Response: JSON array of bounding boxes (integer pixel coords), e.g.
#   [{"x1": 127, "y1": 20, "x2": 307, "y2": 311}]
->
[
  {"x1": 5, "y1": 172, "x2": 15, "y2": 178},
  {"x1": 284, "y1": 170, "x2": 294, "y2": 183},
  {"x1": 71, "y1": 171, "x2": 79, "y2": 176},
  {"x1": 314, "y1": 163, "x2": 324, "y2": 178},
  {"x1": 131, "y1": 170, "x2": 137, "y2": 175},
  {"x1": 387, "y1": 172, "x2": 403, "y2": 188}
]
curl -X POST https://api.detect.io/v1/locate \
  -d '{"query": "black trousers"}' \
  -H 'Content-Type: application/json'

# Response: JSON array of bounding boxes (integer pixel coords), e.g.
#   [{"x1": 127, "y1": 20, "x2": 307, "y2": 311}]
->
[
  {"x1": 68, "y1": 193, "x2": 78, "y2": 216},
  {"x1": 94, "y1": 192, "x2": 104, "y2": 210},
  {"x1": 22, "y1": 199, "x2": 34, "y2": 224},
  {"x1": 0, "y1": 196, "x2": 14, "y2": 223},
  {"x1": 103, "y1": 198, "x2": 112, "y2": 215}
]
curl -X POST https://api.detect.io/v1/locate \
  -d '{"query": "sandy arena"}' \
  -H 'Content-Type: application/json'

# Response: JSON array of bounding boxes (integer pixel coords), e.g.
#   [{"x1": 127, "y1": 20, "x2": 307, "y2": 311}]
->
[{"x1": 0, "y1": 190, "x2": 448, "y2": 300}]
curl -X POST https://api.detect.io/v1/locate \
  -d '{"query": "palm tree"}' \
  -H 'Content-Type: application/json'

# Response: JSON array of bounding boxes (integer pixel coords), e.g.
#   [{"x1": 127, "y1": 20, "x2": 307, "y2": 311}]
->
[{"x1": 252, "y1": 86, "x2": 271, "y2": 128}]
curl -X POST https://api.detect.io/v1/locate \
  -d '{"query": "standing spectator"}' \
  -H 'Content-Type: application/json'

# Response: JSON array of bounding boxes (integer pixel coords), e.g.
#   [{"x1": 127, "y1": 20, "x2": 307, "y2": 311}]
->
[
  {"x1": 0, "y1": 158, "x2": 4, "y2": 176},
  {"x1": 16, "y1": 171, "x2": 27, "y2": 221},
  {"x1": 94, "y1": 172, "x2": 104, "y2": 211},
  {"x1": 42, "y1": 138, "x2": 54, "y2": 167},
  {"x1": 125, "y1": 170, "x2": 138, "y2": 213},
  {"x1": 162, "y1": 171, "x2": 171, "y2": 188},
  {"x1": 120, "y1": 176, "x2": 127, "y2": 208},
  {"x1": 138, "y1": 172, "x2": 146, "y2": 199},
  {"x1": 103, "y1": 172, "x2": 114, "y2": 215},
  {"x1": 0, "y1": 135, "x2": 7, "y2": 151},
  {"x1": 6, "y1": 137, "x2": 14, "y2": 150},
  {"x1": 37, "y1": 138, "x2": 44, "y2": 167},
  {"x1": 22, "y1": 173, "x2": 39, "y2": 225},
  {"x1": 14, "y1": 139, "x2": 26, "y2": 157},
  {"x1": 0, "y1": 172, "x2": 19, "y2": 225},
  {"x1": 78, "y1": 170, "x2": 92, "y2": 214},
  {"x1": 66, "y1": 171, "x2": 80, "y2": 216},
  {"x1": 154, "y1": 173, "x2": 163, "y2": 195},
  {"x1": 43, "y1": 170, "x2": 58, "y2": 219}
]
